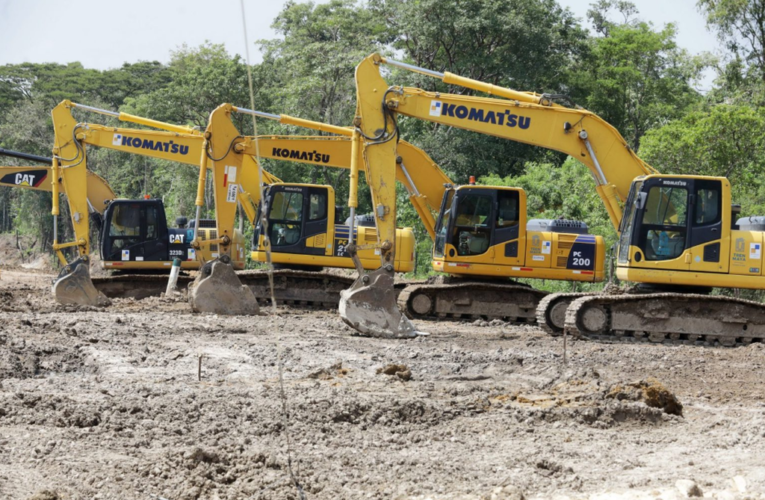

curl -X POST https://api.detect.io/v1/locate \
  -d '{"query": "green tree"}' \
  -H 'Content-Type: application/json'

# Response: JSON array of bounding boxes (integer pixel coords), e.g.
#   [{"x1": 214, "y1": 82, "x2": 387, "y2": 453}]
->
[
  {"x1": 369, "y1": 0, "x2": 589, "y2": 182},
  {"x1": 698, "y1": 0, "x2": 765, "y2": 80},
  {"x1": 573, "y1": 1, "x2": 707, "y2": 151},
  {"x1": 639, "y1": 104, "x2": 765, "y2": 213}
]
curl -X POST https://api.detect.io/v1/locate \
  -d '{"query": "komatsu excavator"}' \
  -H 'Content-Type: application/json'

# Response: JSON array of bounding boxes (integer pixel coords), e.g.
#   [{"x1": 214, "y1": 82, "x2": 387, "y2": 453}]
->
[
  {"x1": 223, "y1": 106, "x2": 607, "y2": 334},
  {"x1": 184, "y1": 103, "x2": 423, "y2": 308},
  {"x1": 346, "y1": 53, "x2": 765, "y2": 346}
]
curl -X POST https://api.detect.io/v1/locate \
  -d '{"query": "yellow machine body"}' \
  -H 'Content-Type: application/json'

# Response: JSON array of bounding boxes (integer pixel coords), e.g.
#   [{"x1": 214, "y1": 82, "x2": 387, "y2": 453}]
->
[{"x1": 614, "y1": 174, "x2": 765, "y2": 290}]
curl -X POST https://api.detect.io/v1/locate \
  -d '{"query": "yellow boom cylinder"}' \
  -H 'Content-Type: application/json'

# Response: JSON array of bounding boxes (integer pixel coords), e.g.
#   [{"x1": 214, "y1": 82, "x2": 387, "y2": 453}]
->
[
  {"x1": 195, "y1": 140, "x2": 209, "y2": 207},
  {"x1": 51, "y1": 157, "x2": 60, "y2": 216},
  {"x1": 441, "y1": 73, "x2": 543, "y2": 104},
  {"x1": 118, "y1": 112, "x2": 197, "y2": 135},
  {"x1": 348, "y1": 130, "x2": 360, "y2": 209}
]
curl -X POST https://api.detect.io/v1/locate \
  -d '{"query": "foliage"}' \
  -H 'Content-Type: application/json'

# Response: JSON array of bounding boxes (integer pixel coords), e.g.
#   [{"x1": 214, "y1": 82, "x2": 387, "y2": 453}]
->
[
  {"x1": 639, "y1": 104, "x2": 765, "y2": 214},
  {"x1": 698, "y1": 0, "x2": 765, "y2": 80},
  {"x1": 571, "y1": 1, "x2": 708, "y2": 150}
]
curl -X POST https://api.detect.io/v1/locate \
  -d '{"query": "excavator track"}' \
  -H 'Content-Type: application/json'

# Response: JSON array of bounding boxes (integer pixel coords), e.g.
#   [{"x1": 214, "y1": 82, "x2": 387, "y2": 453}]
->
[
  {"x1": 397, "y1": 281, "x2": 547, "y2": 323},
  {"x1": 564, "y1": 293, "x2": 765, "y2": 347},
  {"x1": 93, "y1": 270, "x2": 406, "y2": 309},
  {"x1": 535, "y1": 292, "x2": 593, "y2": 336}
]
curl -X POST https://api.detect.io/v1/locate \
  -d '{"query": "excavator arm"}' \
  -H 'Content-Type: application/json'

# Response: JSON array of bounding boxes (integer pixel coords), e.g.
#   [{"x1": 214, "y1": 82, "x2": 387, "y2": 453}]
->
[{"x1": 357, "y1": 54, "x2": 657, "y2": 232}]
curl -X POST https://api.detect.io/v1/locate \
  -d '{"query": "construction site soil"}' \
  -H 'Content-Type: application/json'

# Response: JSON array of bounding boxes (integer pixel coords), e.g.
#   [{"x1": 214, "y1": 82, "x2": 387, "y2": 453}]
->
[{"x1": 0, "y1": 266, "x2": 764, "y2": 500}]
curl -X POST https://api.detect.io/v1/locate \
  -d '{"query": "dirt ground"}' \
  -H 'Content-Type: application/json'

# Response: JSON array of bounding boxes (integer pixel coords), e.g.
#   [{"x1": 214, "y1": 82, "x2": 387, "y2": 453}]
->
[{"x1": 1, "y1": 267, "x2": 764, "y2": 500}]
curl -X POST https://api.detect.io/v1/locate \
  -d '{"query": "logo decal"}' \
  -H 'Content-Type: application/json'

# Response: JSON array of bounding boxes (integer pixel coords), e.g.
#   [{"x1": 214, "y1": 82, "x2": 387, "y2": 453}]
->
[
  {"x1": 735, "y1": 237, "x2": 745, "y2": 252},
  {"x1": 429, "y1": 100, "x2": 442, "y2": 117},
  {"x1": 750, "y1": 242, "x2": 761, "y2": 260}
]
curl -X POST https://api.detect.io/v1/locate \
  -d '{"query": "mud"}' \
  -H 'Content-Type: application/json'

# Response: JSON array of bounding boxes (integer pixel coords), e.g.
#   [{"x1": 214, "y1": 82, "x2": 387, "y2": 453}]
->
[{"x1": 0, "y1": 270, "x2": 764, "y2": 499}]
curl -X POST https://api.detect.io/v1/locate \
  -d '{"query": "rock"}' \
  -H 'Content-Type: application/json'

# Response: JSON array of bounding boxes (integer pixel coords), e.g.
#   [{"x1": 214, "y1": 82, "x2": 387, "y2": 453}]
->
[
  {"x1": 731, "y1": 475, "x2": 747, "y2": 493},
  {"x1": 482, "y1": 485, "x2": 525, "y2": 500},
  {"x1": 26, "y1": 491, "x2": 60, "y2": 500},
  {"x1": 377, "y1": 364, "x2": 412, "y2": 381},
  {"x1": 675, "y1": 479, "x2": 703, "y2": 498}
]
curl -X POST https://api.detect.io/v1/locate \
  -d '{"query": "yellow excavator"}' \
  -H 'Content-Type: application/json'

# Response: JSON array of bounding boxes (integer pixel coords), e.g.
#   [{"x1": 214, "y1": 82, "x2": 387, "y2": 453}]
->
[
  {"x1": 184, "y1": 103, "x2": 424, "y2": 310},
  {"x1": 223, "y1": 106, "x2": 607, "y2": 333},
  {"x1": 48, "y1": 100, "x2": 267, "y2": 308},
  {"x1": 345, "y1": 53, "x2": 765, "y2": 346}
]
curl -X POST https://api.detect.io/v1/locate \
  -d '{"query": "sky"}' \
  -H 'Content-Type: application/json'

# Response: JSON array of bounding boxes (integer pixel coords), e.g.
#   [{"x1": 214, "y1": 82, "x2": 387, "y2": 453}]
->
[{"x1": 0, "y1": 0, "x2": 721, "y2": 89}]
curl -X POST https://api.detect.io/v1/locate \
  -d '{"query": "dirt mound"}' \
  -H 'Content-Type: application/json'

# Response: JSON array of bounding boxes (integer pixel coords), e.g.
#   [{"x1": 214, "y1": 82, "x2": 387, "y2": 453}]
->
[
  {"x1": 0, "y1": 338, "x2": 95, "y2": 380},
  {"x1": 377, "y1": 363, "x2": 412, "y2": 380},
  {"x1": 487, "y1": 368, "x2": 683, "y2": 427},
  {"x1": 607, "y1": 377, "x2": 684, "y2": 416}
]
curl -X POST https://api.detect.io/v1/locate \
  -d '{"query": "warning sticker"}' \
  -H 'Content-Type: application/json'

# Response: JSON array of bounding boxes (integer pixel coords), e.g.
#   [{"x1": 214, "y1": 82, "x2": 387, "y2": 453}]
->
[
  {"x1": 224, "y1": 165, "x2": 237, "y2": 186},
  {"x1": 121, "y1": 250, "x2": 130, "y2": 261},
  {"x1": 542, "y1": 241, "x2": 551, "y2": 255},
  {"x1": 226, "y1": 183, "x2": 238, "y2": 203},
  {"x1": 188, "y1": 248, "x2": 196, "y2": 261},
  {"x1": 750, "y1": 242, "x2": 761, "y2": 260}
]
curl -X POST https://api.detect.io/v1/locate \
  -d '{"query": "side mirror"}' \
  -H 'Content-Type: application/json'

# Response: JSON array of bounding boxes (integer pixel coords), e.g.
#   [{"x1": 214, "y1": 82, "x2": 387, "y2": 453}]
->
[{"x1": 636, "y1": 192, "x2": 647, "y2": 210}]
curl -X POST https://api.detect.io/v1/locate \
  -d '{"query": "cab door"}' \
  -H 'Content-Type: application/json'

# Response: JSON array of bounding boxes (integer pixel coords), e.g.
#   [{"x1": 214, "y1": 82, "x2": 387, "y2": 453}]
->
[
  {"x1": 491, "y1": 188, "x2": 524, "y2": 266},
  {"x1": 266, "y1": 186, "x2": 328, "y2": 256},
  {"x1": 687, "y1": 179, "x2": 725, "y2": 272},
  {"x1": 630, "y1": 179, "x2": 690, "y2": 271}
]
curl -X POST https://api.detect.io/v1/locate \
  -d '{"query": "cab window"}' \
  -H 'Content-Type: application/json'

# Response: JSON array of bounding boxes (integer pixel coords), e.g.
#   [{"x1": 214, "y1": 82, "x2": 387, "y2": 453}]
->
[
  {"x1": 452, "y1": 193, "x2": 492, "y2": 256},
  {"x1": 496, "y1": 191, "x2": 519, "y2": 228},
  {"x1": 270, "y1": 191, "x2": 303, "y2": 221},
  {"x1": 308, "y1": 190, "x2": 327, "y2": 221},
  {"x1": 694, "y1": 185, "x2": 720, "y2": 225},
  {"x1": 642, "y1": 186, "x2": 688, "y2": 261}
]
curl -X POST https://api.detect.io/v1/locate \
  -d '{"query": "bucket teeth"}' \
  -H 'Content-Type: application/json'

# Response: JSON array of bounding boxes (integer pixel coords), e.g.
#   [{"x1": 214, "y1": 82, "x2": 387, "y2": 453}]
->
[
  {"x1": 189, "y1": 258, "x2": 259, "y2": 315},
  {"x1": 339, "y1": 267, "x2": 426, "y2": 338},
  {"x1": 52, "y1": 257, "x2": 111, "y2": 307}
]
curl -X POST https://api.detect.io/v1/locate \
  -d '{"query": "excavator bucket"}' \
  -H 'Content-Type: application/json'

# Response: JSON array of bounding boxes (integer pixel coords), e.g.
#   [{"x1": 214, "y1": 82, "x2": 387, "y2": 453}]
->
[
  {"x1": 339, "y1": 267, "x2": 425, "y2": 338},
  {"x1": 189, "y1": 256, "x2": 259, "y2": 315},
  {"x1": 52, "y1": 257, "x2": 111, "y2": 307}
]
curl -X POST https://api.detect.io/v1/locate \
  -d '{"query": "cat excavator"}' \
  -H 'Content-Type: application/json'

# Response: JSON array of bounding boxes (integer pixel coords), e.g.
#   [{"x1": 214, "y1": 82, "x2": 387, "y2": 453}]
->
[
  {"x1": 345, "y1": 53, "x2": 765, "y2": 346},
  {"x1": 222, "y1": 106, "x2": 607, "y2": 336}
]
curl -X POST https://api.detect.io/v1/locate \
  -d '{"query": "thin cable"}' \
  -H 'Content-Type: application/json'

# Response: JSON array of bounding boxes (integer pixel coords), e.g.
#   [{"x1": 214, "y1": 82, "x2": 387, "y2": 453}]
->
[{"x1": 239, "y1": 2, "x2": 305, "y2": 499}]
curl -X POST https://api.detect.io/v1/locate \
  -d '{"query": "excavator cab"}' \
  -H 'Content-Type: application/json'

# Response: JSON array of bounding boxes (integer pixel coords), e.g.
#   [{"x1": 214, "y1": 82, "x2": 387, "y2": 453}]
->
[
  {"x1": 261, "y1": 184, "x2": 332, "y2": 258},
  {"x1": 434, "y1": 186, "x2": 520, "y2": 260},
  {"x1": 253, "y1": 183, "x2": 416, "y2": 272},
  {"x1": 617, "y1": 176, "x2": 725, "y2": 276},
  {"x1": 101, "y1": 200, "x2": 170, "y2": 265},
  {"x1": 100, "y1": 198, "x2": 231, "y2": 271}
]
